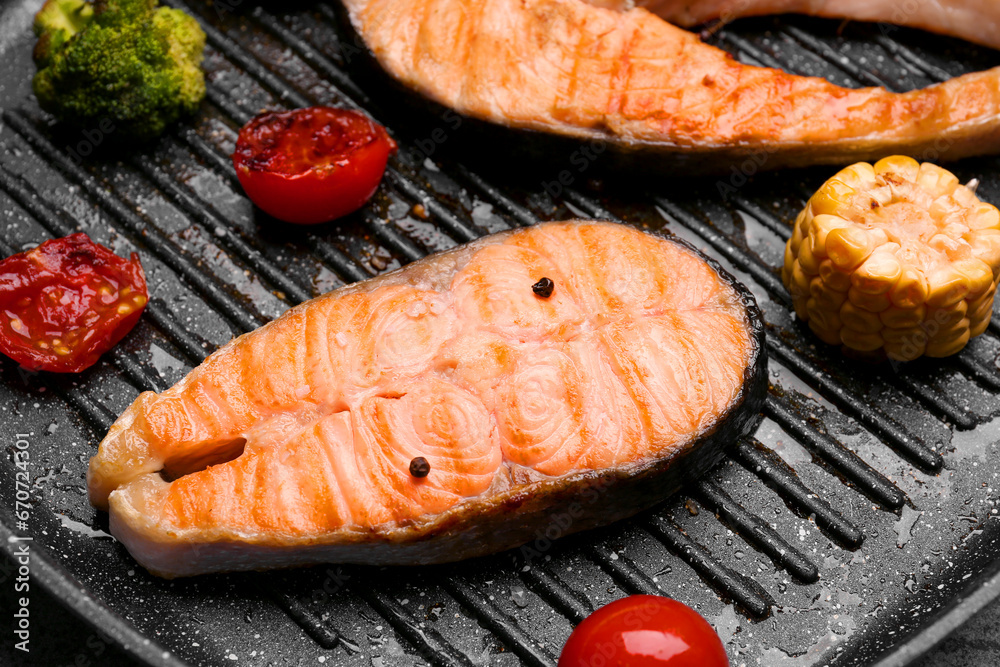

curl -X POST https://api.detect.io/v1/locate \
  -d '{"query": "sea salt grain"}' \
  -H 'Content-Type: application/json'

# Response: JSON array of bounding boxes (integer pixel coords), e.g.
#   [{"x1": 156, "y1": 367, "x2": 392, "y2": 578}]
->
[{"x1": 335, "y1": 332, "x2": 348, "y2": 347}]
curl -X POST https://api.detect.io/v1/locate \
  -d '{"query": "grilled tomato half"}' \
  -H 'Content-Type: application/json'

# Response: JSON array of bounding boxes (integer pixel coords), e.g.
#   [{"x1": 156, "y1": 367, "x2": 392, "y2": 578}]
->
[
  {"x1": 784, "y1": 157, "x2": 1000, "y2": 361},
  {"x1": 232, "y1": 106, "x2": 397, "y2": 225},
  {"x1": 0, "y1": 234, "x2": 148, "y2": 373}
]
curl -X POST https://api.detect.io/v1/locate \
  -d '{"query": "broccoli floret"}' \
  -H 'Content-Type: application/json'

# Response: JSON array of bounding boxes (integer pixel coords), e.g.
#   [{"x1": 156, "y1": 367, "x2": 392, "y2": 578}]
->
[{"x1": 32, "y1": 0, "x2": 206, "y2": 142}]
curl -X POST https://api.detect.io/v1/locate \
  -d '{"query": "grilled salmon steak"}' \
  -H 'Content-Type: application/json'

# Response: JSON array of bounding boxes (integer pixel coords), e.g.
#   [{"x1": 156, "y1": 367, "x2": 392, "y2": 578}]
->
[
  {"x1": 89, "y1": 221, "x2": 765, "y2": 578},
  {"x1": 342, "y1": 0, "x2": 1000, "y2": 171}
]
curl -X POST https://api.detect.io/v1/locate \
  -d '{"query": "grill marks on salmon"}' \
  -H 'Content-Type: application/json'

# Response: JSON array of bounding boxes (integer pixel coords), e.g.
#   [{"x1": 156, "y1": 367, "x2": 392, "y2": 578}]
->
[
  {"x1": 342, "y1": 0, "x2": 1000, "y2": 170},
  {"x1": 160, "y1": 377, "x2": 500, "y2": 532},
  {"x1": 89, "y1": 222, "x2": 765, "y2": 577}
]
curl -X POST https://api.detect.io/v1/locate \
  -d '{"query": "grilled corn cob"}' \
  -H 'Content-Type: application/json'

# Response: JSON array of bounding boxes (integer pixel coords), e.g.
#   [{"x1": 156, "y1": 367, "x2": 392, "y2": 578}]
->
[{"x1": 783, "y1": 157, "x2": 1000, "y2": 361}]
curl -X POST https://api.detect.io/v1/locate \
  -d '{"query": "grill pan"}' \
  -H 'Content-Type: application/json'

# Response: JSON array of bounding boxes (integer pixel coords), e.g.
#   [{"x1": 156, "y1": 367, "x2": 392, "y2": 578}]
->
[{"x1": 2, "y1": 0, "x2": 1000, "y2": 664}]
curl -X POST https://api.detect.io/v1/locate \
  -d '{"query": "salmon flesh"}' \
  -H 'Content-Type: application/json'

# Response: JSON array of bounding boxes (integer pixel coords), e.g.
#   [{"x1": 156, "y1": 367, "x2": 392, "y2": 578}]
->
[
  {"x1": 341, "y1": 0, "x2": 1000, "y2": 171},
  {"x1": 89, "y1": 221, "x2": 766, "y2": 578}
]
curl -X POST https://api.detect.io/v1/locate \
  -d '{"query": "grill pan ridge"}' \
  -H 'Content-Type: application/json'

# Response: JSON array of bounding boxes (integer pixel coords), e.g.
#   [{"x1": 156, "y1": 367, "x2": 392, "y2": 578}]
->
[{"x1": 1, "y1": 1, "x2": 1000, "y2": 665}]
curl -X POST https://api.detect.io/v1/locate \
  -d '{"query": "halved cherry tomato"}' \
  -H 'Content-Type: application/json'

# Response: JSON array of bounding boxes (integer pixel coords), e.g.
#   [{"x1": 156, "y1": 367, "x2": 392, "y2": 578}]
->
[
  {"x1": 0, "y1": 234, "x2": 148, "y2": 373},
  {"x1": 558, "y1": 595, "x2": 729, "y2": 667},
  {"x1": 232, "y1": 106, "x2": 397, "y2": 225}
]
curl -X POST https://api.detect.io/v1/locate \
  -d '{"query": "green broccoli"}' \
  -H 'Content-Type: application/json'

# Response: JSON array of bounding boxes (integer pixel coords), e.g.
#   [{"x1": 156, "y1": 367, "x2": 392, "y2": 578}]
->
[{"x1": 32, "y1": 0, "x2": 207, "y2": 142}]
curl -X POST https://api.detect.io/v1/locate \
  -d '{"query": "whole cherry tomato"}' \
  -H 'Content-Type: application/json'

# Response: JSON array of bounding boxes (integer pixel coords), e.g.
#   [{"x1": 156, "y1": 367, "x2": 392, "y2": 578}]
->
[
  {"x1": 0, "y1": 233, "x2": 148, "y2": 373},
  {"x1": 558, "y1": 595, "x2": 729, "y2": 667},
  {"x1": 232, "y1": 106, "x2": 397, "y2": 225}
]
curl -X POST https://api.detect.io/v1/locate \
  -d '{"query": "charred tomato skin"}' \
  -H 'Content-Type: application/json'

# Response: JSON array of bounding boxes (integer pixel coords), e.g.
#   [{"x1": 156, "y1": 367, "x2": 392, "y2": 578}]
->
[
  {"x1": 232, "y1": 107, "x2": 397, "y2": 225},
  {"x1": 558, "y1": 595, "x2": 729, "y2": 667},
  {"x1": 0, "y1": 233, "x2": 148, "y2": 373}
]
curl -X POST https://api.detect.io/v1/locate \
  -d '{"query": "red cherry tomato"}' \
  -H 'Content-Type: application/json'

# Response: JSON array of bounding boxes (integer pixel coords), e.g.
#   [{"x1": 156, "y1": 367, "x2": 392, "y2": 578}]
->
[
  {"x1": 232, "y1": 106, "x2": 397, "y2": 225},
  {"x1": 0, "y1": 233, "x2": 148, "y2": 373},
  {"x1": 558, "y1": 596, "x2": 729, "y2": 667}
]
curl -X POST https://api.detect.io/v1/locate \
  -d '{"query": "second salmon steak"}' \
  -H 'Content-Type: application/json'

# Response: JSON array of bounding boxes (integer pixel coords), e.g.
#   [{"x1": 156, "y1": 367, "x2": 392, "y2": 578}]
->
[{"x1": 88, "y1": 221, "x2": 766, "y2": 577}]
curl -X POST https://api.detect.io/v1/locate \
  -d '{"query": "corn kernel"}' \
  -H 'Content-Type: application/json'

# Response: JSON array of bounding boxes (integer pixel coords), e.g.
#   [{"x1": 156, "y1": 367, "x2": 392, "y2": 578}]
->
[
  {"x1": 924, "y1": 319, "x2": 972, "y2": 352},
  {"x1": 968, "y1": 287, "x2": 997, "y2": 322},
  {"x1": 819, "y1": 260, "x2": 853, "y2": 292},
  {"x1": 943, "y1": 225, "x2": 972, "y2": 246},
  {"x1": 790, "y1": 261, "x2": 811, "y2": 300},
  {"x1": 848, "y1": 287, "x2": 892, "y2": 313},
  {"x1": 796, "y1": 209, "x2": 811, "y2": 236},
  {"x1": 955, "y1": 258, "x2": 994, "y2": 298},
  {"x1": 812, "y1": 180, "x2": 856, "y2": 216},
  {"x1": 826, "y1": 227, "x2": 875, "y2": 271},
  {"x1": 806, "y1": 298, "x2": 842, "y2": 332},
  {"x1": 953, "y1": 184, "x2": 979, "y2": 208},
  {"x1": 798, "y1": 237, "x2": 821, "y2": 275},
  {"x1": 917, "y1": 162, "x2": 960, "y2": 197},
  {"x1": 926, "y1": 267, "x2": 970, "y2": 308},
  {"x1": 889, "y1": 267, "x2": 929, "y2": 308},
  {"x1": 869, "y1": 228, "x2": 893, "y2": 249},
  {"x1": 970, "y1": 312, "x2": 992, "y2": 337},
  {"x1": 808, "y1": 215, "x2": 850, "y2": 255},
  {"x1": 874, "y1": 156, "x2": 920, "y2": 182},
  {"x1": 968, "y1": 203, "x2": 1000, "y2": 231},
  {"x1": 968, "y1": 229, "x2": 1000, "y2": 277},
  {"x1": 929, "y1": 233, "x2": 966, "y2": 261},
  {"x1": 840, "y1": 301, "x2": 884, "y2": 334},
  {"x1": 930, "y1": 196, "x2": 963, "y2": 222},
  {"x1": 883, "y1": 326, "x2": 925, "y2": 346},
  {"x1": 885, "y1": 339, "x2": 926, "y2": 362},
  {"x1": 810, "y1": 278, "x2": 848, "y2": 310},
  {"x1": 852, "y1": 252, "x2": 902, "y2": 295},
  {"x1": 814, "y1": 291, "x2": 849, "y2": 312},
  {"x1": 840, "y1": 327, "x2": 884, "y2": 352},
  {"x1": 926, "y1": 301, "x2": 968, "y2": 330},
  {"x1": 926, "y1": 327, "x2": 971, "y2": 358},
  {"x1": 834, "y1": 162, "x2": 878, "y2": 190},
  {"x1": 790, "y1": 224, "x2": 804, "y2": 255},
  {"x1": 879, "y1": 304, "x2": 926, "y2": 330},
  {"x1": 784, "y1": 243, "x2": 796, "y2": 277}
]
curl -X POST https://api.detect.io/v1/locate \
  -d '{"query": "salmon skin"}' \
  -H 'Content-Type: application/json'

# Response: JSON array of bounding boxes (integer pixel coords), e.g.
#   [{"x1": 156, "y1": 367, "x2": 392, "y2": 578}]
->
[
  {"x1": 341, "y1": 0, "x2": 1000, "y2": 172},
  {"x1": 89, "y1": 221, "x2": 766, "y2": 578}
]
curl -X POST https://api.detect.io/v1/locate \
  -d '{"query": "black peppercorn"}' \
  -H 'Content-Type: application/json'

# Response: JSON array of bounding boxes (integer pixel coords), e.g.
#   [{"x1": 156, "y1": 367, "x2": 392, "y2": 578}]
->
[
  {"x1": 409, "y1": 456, "x2": 431, "y2": 478},
  {"x1": 532, "y1": 277, "x2": 554, "y2": 298}
]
